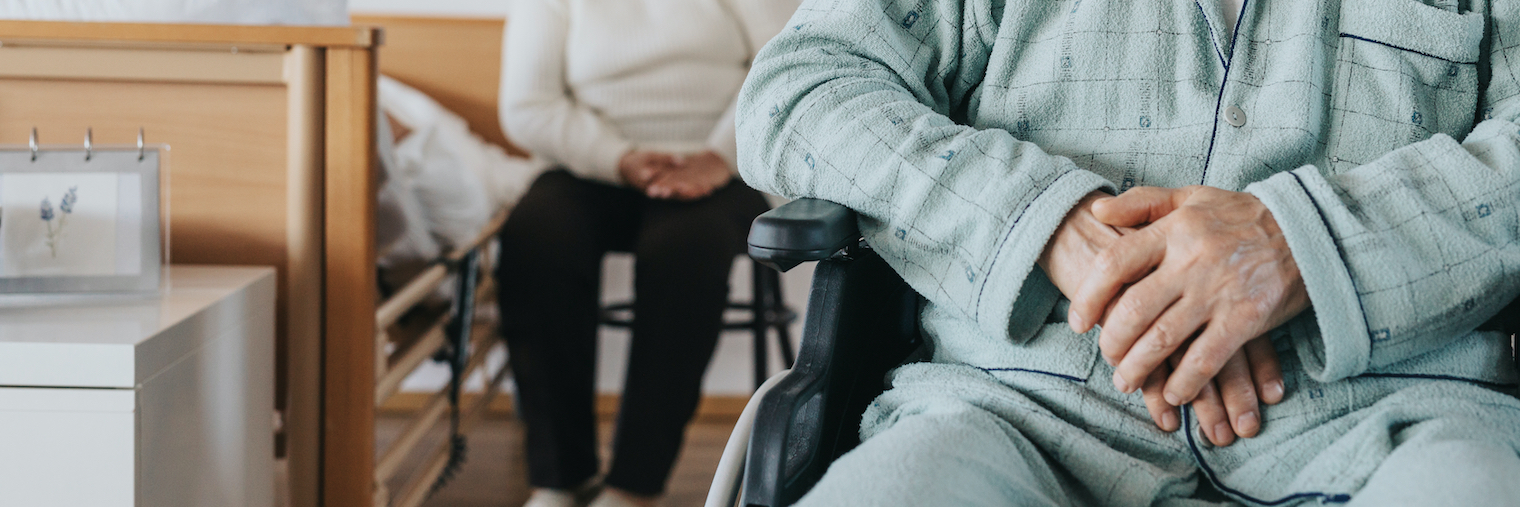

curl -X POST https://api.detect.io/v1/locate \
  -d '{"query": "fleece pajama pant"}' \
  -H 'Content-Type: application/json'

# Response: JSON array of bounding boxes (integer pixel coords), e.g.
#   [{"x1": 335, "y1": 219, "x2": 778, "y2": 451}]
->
[{"x1": 796, "y1": 334, "x2": 1520, "y2": 507}]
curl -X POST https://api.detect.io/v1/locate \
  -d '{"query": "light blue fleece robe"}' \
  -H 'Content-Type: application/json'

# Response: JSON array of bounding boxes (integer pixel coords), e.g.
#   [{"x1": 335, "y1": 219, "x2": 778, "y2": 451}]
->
[{"x1": 736, "y1": 0, "x2": 1520, "y2": 504}]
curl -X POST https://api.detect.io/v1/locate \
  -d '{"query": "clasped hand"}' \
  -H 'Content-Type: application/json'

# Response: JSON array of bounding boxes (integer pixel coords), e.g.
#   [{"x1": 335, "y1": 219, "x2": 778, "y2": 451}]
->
[
  {"x1": 617, "y1": 150, "x2": 733, "y2": 200},
  {"x1": 1039, "y1": 186, "x2": 1309, "y2": 446}
]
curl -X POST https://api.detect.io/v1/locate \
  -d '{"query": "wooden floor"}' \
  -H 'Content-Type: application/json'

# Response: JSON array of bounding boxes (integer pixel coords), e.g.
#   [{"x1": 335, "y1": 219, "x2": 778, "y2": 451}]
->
[{"x1": 374, "y1": 412, "x2": 740, "y2": 507}]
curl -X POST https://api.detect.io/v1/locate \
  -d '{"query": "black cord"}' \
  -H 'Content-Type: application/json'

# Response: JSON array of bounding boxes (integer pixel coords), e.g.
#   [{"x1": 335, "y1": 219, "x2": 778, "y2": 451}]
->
[{"x1": 429, "y1": 251, "x2": 481, "y2": 496}]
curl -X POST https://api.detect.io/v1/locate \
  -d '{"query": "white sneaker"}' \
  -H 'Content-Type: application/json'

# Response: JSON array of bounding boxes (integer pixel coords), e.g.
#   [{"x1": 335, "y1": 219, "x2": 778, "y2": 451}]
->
[
  {"x1": 586, "y1": 490, "x2": 656, "y2": 507},
  {"x1": 522, "y1": 489, "x2": 578, "y2": 507},
  {"x1": 523, "y1": 479, "x2": 603, "y2": 507}
]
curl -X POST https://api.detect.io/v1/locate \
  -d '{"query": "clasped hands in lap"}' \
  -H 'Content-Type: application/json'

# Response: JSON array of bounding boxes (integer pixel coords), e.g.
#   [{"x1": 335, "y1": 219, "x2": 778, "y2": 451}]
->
[
  {"x1": 618, "y1": 149, "x2": 733, "y2": 201},
  {"x1": 1038, "y1": 186, "x2": 1311, "y2": 447}
]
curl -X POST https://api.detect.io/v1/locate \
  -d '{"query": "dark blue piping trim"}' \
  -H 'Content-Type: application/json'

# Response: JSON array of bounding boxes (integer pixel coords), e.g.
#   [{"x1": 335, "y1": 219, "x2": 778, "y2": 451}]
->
[
  {"x1": 1339, "y1": 33, "x2": 1480, "y2": 65},
  {"x1": 1193, "y1": 1, "x2": 1228, "y2": 67},
  {"x1": 977, "y1": 367, "x2": 1086, "y2": 383},
  {"x1": 1197, "y1": 0, "x2": 1249, "y2": 185},
  {"x1": 1182, "y1": 406, "x2": 1353, "y2": 505},
  {"x1": 1284, "y1": 170, "x2": 1375, "y2": 365},
  {"x1": 1355, "y1": 372, "x2": 1519, "y2": 390}
]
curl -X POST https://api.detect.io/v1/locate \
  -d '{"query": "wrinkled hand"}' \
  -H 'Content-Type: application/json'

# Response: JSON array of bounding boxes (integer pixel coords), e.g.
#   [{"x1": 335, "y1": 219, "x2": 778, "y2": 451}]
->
[
  {"x1": 645, "y1": 151, "x2": 733, "y2": 201},
  {"x1": 1138, "y1": 337, "x2": 1283, "y2": 446},
  {"x1": 618, "y1": 150, "x2": 680, "y2": 191},
  {"x1": 1038, "y1": 191, "x2": 1127, "y2": 295},
  {"x1": 1041, "y1": 189, "x2": 1286, "y2": 445},
  {"x1": 1067, "y1": 186, "x2": 1306, "y2": 433}
]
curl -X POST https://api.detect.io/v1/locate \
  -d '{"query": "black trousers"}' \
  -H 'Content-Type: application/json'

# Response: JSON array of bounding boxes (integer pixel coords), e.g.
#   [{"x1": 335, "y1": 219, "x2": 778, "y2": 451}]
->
[{"x1": 496, "y1": 169, "x2": 769, "y2": 495}]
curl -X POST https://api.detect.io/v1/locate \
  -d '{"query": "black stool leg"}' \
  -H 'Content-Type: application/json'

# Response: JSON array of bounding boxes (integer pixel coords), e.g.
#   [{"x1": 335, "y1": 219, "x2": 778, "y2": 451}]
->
[{"x1": 751, "y1": 260, "x2": 771, "y2": 391}]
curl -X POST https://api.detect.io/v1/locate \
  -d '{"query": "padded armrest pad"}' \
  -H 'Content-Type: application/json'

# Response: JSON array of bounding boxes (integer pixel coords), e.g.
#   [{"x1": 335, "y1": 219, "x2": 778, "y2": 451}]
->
[{"x1": 748, "y1": 199, "x2": 860, "y2": 272}]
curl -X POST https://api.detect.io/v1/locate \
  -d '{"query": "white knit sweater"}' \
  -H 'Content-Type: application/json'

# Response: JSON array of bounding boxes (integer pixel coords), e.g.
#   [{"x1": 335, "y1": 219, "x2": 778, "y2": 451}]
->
[{"x1": 499, "y1": 0, "x2": 798, "y2": 185}]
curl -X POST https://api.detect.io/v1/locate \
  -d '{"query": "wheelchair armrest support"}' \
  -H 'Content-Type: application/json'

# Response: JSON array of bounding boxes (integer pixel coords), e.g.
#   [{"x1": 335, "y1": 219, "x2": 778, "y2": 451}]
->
[
  {"x1": 748, "y1": 198, "x2": 859, "y2": 272},
  {"x1": 743, "y1": 249, "x2": 921, "y2": 507}
]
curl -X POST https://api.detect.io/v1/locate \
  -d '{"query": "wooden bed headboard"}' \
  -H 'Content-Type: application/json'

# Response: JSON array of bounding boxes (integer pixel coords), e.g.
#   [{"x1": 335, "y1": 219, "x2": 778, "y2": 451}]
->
[{"x1": 350, "y1": 14, "x2": 528, "y2": 157}]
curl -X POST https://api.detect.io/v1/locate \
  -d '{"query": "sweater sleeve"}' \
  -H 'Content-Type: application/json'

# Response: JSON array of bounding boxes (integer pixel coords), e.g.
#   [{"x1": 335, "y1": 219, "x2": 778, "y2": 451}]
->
[
  {"x1": 706, "y1": 0, "x2": 802, "y2": 173},
  {"x1": 738, "y1": 0, "x2": 1114, "y2": 344},
  {"x1": 1243, "y1": 6, "x2": 1520, "y2": 382},
  {"x1": 499, "y1": 0, "x2": 632, "y2": 185}
]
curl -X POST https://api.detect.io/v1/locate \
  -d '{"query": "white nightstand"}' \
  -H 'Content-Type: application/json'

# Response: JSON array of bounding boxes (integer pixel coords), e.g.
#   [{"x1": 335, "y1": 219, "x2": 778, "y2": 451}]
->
[{"x1": 0, "y1": 266, "x2": 276, "y2": 507}]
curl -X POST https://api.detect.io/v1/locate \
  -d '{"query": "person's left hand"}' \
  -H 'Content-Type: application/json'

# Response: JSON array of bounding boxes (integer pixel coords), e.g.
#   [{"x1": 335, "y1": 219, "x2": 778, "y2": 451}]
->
[
  {"x1": 646, "y1": 151, "x2": 733, "y2": 200},
  {"x1": 1139, "y1": 335, "x2": 1284, "y2": 446},
  {"x1": 1067, "y1": 185, "x2": 1309, "y2": 408}
]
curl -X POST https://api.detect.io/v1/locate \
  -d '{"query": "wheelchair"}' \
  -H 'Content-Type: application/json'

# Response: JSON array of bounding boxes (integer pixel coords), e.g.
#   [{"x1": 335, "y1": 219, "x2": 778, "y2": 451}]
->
[{"x1": 704, "y1": 198, "x2": 1520, "y2": 507}]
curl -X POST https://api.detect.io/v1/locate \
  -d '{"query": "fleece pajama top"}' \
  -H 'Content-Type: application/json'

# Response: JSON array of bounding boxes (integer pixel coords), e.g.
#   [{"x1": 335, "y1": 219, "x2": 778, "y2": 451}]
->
[{"x1": 737, "y1": 0, "x2": 1520, "y2": 505}]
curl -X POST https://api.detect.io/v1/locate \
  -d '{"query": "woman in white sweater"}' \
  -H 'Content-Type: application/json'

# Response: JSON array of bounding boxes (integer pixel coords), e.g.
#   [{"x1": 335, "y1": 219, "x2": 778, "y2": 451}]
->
[{"x1": 495, "y1": 1, "x2": 797, "y2": 506}]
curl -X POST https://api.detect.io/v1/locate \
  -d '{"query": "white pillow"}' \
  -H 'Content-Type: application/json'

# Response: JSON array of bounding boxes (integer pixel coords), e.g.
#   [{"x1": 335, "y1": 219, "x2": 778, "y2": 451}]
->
[
  {"x1": 377, "y1": 76, "x2": 447, "y2": 136},
  {"x1": 391, "y1": 114, "x2": 495, "y2": 250},
  {"x1": 430, "y1": 111, "x2": 548, "y2": 212},
  {"x1": 379, "y1": 75, "x2": 549, "y2": 231},
  {"x1": 375, "y1": 107, "x2": 441, "y2": 281}
]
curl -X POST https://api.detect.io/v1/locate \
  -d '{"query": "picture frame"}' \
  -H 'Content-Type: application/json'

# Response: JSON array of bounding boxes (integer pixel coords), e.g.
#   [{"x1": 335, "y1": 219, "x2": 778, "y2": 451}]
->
[{"x1": 0, "y1": 144, "x2": 162, "y2": 294}]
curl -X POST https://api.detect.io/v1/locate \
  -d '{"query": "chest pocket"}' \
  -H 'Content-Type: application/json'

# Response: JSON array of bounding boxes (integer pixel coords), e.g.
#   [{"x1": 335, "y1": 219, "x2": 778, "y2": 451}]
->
[{"x1": 1326, "y1": 0, "x2": 1485, "y2": 173}]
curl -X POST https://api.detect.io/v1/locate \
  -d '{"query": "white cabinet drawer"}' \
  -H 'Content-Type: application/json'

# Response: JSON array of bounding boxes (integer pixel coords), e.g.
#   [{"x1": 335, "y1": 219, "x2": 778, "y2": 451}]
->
[{"x1": 0, "y1": 266, "x2": 275, "y2": 507}]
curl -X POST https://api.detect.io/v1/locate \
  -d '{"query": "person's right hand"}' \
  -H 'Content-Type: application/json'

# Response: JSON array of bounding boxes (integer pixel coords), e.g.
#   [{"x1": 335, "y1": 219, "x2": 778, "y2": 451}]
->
[
  {"x1": 1037, "y1": 190, "x2": 1284, "y2": 445},
  {"x1": 645, "y1": 151, "x2": 732, "y2": 201},
  {"x1": 618, "y1": 150, "x2": 679, "y2": 190}
]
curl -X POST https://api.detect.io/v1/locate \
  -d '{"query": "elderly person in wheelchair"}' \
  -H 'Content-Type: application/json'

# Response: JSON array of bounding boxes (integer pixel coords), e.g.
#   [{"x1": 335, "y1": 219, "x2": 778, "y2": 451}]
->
[{"x1": 719, "y1": 0, "x2": 1520, "y2": 505}]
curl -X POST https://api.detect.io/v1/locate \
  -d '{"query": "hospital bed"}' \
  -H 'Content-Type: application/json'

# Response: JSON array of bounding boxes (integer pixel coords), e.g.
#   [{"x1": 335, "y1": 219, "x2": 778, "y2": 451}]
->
[
  {"x1": 708, "y1": 198, "x2": 1520, "y2": 507},
  {"x1": 0, "y1": 16, "x2": 528, "y2": 507}
]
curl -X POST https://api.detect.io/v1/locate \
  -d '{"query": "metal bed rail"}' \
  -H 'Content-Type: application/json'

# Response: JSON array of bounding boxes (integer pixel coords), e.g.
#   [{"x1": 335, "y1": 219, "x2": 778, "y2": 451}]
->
[{"x1": 371, "y1": 209, "x2": 511, "y2": 507}]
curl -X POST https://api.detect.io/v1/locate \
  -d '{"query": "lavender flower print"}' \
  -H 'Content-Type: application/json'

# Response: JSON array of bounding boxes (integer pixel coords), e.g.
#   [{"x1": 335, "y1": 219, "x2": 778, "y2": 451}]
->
[
  {"x1": 39, "y1": 186, "x2": 77, "y2": 258},
  {"x1": 60, "y1": 186, "x2": 76, "y2": 214}
]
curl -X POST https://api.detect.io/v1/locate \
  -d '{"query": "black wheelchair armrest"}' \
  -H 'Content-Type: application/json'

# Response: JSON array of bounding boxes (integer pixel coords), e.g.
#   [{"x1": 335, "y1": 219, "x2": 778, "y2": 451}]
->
[
  {"x1": 743, "y1": 247, "x2": 921, "y2": 507},
  {"x1": 748, "y1": 198, "x2": 860, "y2": 272},
  {"x1": 1478, "y1": 297, "x2": 1519, "y2": 335}
]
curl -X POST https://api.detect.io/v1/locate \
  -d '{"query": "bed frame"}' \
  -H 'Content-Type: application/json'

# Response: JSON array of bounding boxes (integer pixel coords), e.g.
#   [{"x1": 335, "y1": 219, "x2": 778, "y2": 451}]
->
[
  {"x1": 351, "y1": 14, "x2": 519, "y2": 507},
  {"x1": 0, "y1": 16, "x2": 518, "y2": 507}
]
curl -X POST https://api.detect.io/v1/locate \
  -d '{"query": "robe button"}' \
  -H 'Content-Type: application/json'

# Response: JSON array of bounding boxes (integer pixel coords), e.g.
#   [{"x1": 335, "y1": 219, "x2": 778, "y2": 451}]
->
[{"x1": 1224, "y1": 105, "x2": 1247, "y2": 127}]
